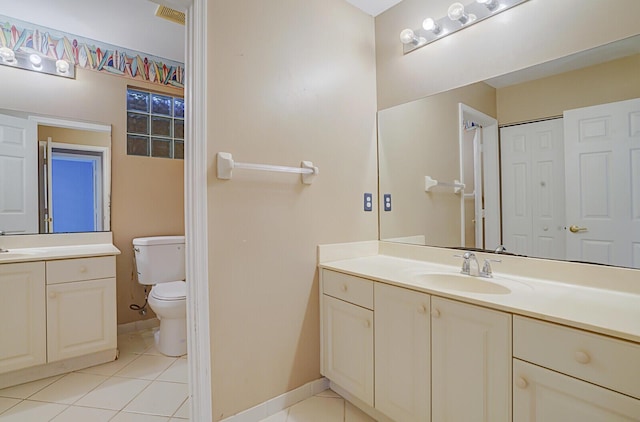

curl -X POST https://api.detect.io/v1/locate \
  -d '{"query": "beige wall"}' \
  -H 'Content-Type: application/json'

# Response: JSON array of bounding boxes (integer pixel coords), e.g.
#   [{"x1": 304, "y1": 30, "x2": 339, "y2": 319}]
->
[
  {"x1": 206, "y1": 0, "x2": 378, "y2": 419},
  {"x1": 0, "y1": 65, "x2": 184, "y2": 325},
  {"x1": 378, "y1": 82, "x2": 495, "y2": 245},
  {"x1": 375, "y1": 0, "x2": 640, "y2": 110},
  {"x1": 38, "y1": 126, "x2": 111, "y2": 147},
  {"x1": 497, "y1": 54, "x2": 640, "y2": 125}
]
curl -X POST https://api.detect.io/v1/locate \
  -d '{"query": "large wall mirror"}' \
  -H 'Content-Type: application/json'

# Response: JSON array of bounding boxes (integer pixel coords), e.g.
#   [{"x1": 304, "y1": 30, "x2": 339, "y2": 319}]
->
[
  {"x1": 378, "y1": 34, "x2": 640, "y2": 269},
  {"x1": 0, "y1": 111, "x2": 111, "y2": 235}
]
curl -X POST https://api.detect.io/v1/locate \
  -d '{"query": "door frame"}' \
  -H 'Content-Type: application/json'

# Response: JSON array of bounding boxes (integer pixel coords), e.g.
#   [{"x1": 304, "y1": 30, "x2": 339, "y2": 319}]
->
[{"x1": 183, "y1": 0, "x2": 213, "y2": 420}]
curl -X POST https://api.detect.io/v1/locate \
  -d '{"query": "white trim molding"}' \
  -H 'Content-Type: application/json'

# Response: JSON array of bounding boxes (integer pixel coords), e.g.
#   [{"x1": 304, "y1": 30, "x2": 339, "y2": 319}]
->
[
  {"x1": 185, "y1": 0, "x2": 212, "y2": 420},
  {"x1": 28, "y1": 115, "x2": 111, "y2": 133},
  {"x1": 220, "y1": 378, "x2": 330, "y2": 422}
]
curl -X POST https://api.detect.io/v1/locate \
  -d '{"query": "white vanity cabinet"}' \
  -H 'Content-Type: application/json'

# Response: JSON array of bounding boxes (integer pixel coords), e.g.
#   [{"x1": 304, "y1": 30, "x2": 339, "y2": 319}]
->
[
  {"x1": 0, "y1": 262, "x2": 46, "y2": 373},
  {"x1": 513, "y1": 316, "x2": 640, "y2": 421},
  {"x1": 374, "y1": 283, "x2": 430, "y2": 422},
  {"x1": 321, "y1": 270, "x2": 374, "y2": 406},
  {"x1": 431, "y1": 296, "x2": 512, "y2": 422},
  {"x1": 46, "y1": 257, "x2": 117, "y2": 362}
]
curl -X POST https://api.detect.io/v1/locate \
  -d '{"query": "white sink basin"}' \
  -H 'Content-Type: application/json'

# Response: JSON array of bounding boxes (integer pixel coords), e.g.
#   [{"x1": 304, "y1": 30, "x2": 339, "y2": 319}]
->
[{"x1": 413, "y1": 273, "x2": 511, "y2": 295}]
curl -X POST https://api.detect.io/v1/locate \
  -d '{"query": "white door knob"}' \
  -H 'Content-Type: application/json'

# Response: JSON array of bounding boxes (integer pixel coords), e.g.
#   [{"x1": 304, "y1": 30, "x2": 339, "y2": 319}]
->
[
  {"x1": 363, "y1": 319, "x2": 371, "y2": 328},
  {"x1": 418, "y1": 304, "x2": 427, "y2": 314},
  {"x1": 431, "y1": 309, "x2": 441, "y2": 318},
  {"x1": 574, "y1": 351, "x2": 591, "y2": 364},
  {"x1": 516, "y1": 377, "x2": 528, "y2": 389}
]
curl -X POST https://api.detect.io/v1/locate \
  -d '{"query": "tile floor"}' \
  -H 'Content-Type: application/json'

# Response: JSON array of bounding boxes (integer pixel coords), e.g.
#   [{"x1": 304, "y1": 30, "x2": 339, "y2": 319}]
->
[
  {"x1": 259, "y1": 389, "x2": 375, "y2": 422},
  {"x1": 0, "y1": 327, "x2": 373, "y2": 422},
  {"x1": 0, "y1": 328, "x2": 189, "y2": 421}
]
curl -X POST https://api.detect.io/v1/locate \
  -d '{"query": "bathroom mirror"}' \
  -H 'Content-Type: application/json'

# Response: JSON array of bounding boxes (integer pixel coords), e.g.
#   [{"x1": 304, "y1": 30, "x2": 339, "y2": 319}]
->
[
  {"x1": 378, "y1": 34, "x2": 640, "y2": 269},
  {"x1": 0, "y1": 110, "x2": 111, "y2": 235}
]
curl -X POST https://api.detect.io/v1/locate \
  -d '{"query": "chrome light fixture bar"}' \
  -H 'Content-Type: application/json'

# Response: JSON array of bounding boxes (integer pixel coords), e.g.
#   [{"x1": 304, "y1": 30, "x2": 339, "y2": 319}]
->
[
  {"x1": 400, "y1": 0, "x2": 530, "y2": 55},
  {"x1": 0, "y1": 47, "x2": 75, "y2": 79}
]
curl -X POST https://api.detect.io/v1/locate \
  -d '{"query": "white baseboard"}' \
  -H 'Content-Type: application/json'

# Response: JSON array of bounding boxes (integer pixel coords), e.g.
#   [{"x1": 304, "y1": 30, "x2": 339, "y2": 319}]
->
[
  {"x1": 117, "y1": 318, "x2": 160, "y2": 335},
  {"x1": 220, "y1": 377, "x2": 330, "y2": 422}
]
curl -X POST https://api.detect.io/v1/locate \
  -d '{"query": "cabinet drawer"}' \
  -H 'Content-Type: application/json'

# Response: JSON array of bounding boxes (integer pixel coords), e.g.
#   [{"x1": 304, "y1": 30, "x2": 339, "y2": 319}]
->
[
  {"x1": 513, "y1": 316, "x2": 640, "y2": 399},
  {"x1": 46, "y1": 256, "x2": 116, "y2": 285},
  {"x1": 322, "y1": 270, "x2": 373, "y2": 310}
]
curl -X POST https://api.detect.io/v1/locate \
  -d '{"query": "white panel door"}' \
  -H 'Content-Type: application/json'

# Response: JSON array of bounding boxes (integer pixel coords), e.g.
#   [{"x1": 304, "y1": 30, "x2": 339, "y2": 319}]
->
[
  {"x1": 564, "y1": 98, "x2": 640, "y2": 267},
  {"x1": 500, "y1": 119, "x2": 565, "y2": 259},
  {"x1": 432, "y1": 297, "x2": 512, "y2": 422},
  {"x1": 322, "y1": 295, "x2": 374, "y2": 406},
  {"x1": 47, "y1": 278, "x2": 117, "y2": 362},
  {"x1": 0, "y1": 114, "x2": 38, "y2": 234},
  {"x1": 513, "y1": 359, "x2": 640, "y2": 421},
  {"x1": 0, "y1": 262, "x2": 46, "y2": 373},
  {"x1": 374, "y1": 283, "x2": 430, "y2": 422}
]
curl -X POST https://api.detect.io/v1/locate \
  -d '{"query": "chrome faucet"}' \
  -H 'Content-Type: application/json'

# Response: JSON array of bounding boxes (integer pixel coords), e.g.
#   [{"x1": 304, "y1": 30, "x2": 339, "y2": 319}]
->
[
  {"x1": 494, "y1": 245, "x2": 507, "y2": 253},
  {"x1": 458, "y1": 252, "x2": 480, "y2": 276},
  {"x1": 480, "y1": 258, "x2": 501, "y2": 278}
]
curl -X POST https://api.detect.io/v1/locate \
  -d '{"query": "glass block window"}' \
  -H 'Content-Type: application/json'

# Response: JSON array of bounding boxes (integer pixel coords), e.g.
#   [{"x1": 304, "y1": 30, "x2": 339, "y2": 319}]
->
[{"x1": 126, "y1": 88, "x2": 185, "y2": 159}]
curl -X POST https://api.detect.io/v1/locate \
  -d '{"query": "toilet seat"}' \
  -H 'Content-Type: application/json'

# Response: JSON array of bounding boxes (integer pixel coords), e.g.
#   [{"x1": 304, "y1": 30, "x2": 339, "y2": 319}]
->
[{"x1": 151, "y1": 281, "x2": 186, "y2": 301}]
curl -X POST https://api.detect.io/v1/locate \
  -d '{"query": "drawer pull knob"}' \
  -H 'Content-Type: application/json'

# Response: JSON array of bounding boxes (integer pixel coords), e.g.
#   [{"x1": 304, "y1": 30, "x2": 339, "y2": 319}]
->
[
  {"x1": 340, "y1": 284, "x2": 348, "y2": 292},
  {"x1": 418, "y1": 304, "x2": 427, "y2": 314},
  {"x1": 79, "y1": 266, "x2": 88, "y2": 273},
  {"x1": 48, "y1": 292, "x2": 57, "y2": 299},
  {"x1": 431, "y1": 309, "x2": 441, "y2": 318},
  {"x1": 516, "y1": 377, "x2": 528, "y2": 389},
  {"x1": 364, "y1": 320, "x2": 371, "y2": 328},
  {"x1": 574, "y1": 351, "x2": 591, "y2": 364}
]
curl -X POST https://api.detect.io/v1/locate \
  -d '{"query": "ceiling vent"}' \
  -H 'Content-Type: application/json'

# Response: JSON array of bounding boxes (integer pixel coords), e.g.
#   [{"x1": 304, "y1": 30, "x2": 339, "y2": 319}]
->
[{"x1": 155, "y1": 5, "x2": 185, "y2": 26}]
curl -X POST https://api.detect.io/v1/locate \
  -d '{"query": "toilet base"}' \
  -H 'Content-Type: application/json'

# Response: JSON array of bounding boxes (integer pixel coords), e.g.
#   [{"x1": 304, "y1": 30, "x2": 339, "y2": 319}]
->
[{"x1": 155, "y1": 317, "x2": 187, "y2": 357}]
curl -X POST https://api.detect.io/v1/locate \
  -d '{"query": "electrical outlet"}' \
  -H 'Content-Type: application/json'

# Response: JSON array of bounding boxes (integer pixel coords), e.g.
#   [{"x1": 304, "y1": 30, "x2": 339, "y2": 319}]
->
[
  {"x1": 384, "y1": 194, "x2": 392, "y2": 211},
  {"x1": 364, "y1": 193, "x2": 373, "y2": 211}
]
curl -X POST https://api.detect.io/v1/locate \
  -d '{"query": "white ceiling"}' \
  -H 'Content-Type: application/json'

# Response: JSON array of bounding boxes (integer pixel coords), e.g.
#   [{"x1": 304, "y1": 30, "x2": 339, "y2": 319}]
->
[{"x1": 344, "y1": 0, "x2": 404, "y2": 16}]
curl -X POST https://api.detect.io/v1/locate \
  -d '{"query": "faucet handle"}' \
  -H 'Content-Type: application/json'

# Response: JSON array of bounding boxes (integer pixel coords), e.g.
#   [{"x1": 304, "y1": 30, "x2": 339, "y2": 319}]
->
[{"x1": 481, "y1": 258, "x2": 501, "y2": 278}]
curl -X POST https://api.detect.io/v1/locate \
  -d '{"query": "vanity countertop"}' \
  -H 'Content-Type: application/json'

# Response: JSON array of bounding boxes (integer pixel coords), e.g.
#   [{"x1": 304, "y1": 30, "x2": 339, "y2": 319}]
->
[
  {"x1": 320, "y1": 254, "x2": 640, "y2": 343},
  {"x1": 0, "y1": 244, "x2": 121, "y2": 263}
]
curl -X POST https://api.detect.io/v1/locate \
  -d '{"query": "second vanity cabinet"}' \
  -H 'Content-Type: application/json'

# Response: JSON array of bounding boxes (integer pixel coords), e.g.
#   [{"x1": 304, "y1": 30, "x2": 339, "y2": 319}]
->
[{"x1": 0, "y1": 255, "x2": 117, "y2": 383}]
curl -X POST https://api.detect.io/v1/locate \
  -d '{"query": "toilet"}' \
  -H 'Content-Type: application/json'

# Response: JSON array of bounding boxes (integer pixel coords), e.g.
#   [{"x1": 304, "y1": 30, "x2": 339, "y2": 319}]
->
[{"x1": 133, "y1": 236, "x2": 187, "y2": 357}]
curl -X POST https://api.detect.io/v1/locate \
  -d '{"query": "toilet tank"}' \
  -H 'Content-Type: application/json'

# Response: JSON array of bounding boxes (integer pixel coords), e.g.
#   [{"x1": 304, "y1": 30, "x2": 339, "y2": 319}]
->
[{"x1": 133, "y1": 236, "x2": 185, "y2": 285}]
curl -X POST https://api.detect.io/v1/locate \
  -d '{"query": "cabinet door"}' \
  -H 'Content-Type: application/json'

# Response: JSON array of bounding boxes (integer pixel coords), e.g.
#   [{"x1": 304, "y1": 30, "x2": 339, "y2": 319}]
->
[
  {"x1": 514, "y1": 359, "x2": 640, "y2": 421},
  {"x1": 0, "y1": 262, "x2": 46, "y2": 373},
  {"x1": 432, "y1": 297, "x2": 512, "y2": 422},
  {"x1": 47, "y1": 278, "x2": 116, "y2": 362},
  {"x1": 375, "y1": 283, "x2": 430, "y2": 422},
  {"x1": 322, "y1": 295, "x2": 374, "y2": 406}
]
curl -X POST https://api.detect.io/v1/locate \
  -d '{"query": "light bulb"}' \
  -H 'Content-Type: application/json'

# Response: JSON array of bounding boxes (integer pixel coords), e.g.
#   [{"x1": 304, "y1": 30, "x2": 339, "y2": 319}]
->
[
  {"x1": 477, "y1": 0, "x2": 499, "y2": 10},
  {"x1": 56, "y1": 59, "x2": 70, "y2": 73},
  {"x1": 422, "y1": 18, "x2": 441, "y2": 34},
  {"x1": 400, "y1": 28, "x2": 416, "y2": 44},
  {"x1": 448, "y1": 2, "x2": 470, "y2": 24},
  {"x1": 29, "y1": 54, "x2": 42, "y2": 68},
  {"x1": 0, "y1": 47, "x2": 16, "y2": 63}
]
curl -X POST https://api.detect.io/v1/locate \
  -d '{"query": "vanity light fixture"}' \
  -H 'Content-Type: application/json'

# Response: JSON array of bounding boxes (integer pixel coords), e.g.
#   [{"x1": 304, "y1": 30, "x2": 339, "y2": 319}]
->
[
  {"x1": 0, "y1": 49, "x2": 75, "y2": 79},
  {"x1": 400, "y1": 0, "x2": 530, "y2": 55}
]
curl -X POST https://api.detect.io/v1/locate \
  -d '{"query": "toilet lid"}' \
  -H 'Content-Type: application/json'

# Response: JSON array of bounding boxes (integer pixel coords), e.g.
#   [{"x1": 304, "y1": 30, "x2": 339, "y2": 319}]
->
[{"x1": 151, "y1": 281, "x2": 186, "y2": 301}]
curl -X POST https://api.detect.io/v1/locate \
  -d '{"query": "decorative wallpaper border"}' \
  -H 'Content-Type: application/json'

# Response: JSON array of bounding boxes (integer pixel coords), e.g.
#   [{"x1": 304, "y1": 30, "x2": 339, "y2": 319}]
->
[{"x1": 0, "y1": 15, "x2": 184, "y2": 88}]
